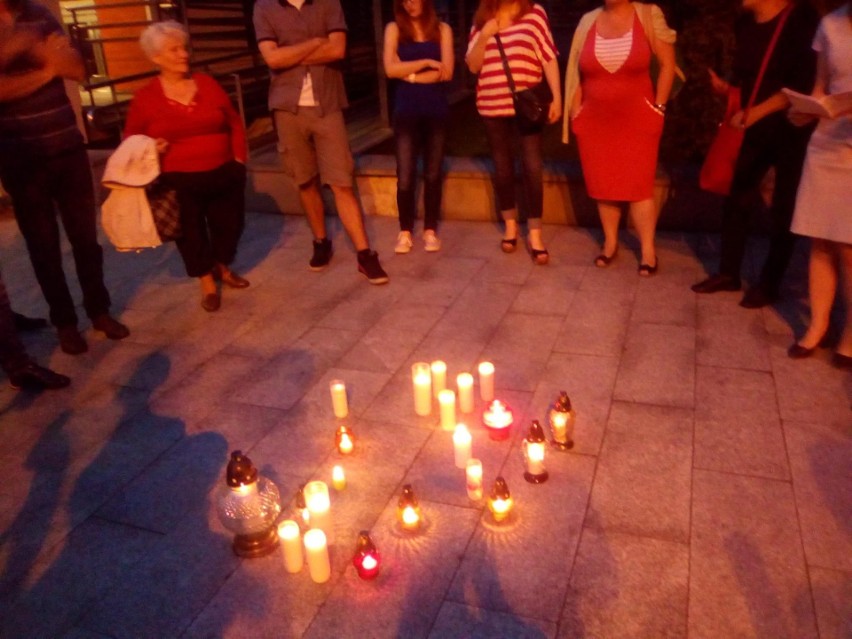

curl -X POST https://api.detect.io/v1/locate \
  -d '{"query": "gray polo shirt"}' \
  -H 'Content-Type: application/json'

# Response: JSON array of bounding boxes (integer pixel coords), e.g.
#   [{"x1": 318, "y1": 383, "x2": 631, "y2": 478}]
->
[{"x1": 253, "y1": 0, "x2": 349, "y2": 116}]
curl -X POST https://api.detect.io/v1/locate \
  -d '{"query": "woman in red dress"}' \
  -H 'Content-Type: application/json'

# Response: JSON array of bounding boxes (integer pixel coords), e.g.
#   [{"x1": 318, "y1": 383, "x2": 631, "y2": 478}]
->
[{"x1": 563, "y1": 1, "x2": 676, "y2": 274}]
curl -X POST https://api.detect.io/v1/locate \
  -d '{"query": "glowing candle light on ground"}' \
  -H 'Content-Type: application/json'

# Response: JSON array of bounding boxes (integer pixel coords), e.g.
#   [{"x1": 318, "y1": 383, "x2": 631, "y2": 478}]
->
[
  {"x1": 304, "y1": 529, "x2": 331, "y2": 583},
  {"x1": 453, "y1": 424, "x2": 472, "y2": 469},
  {"x1": 431, "y1": 360, "x2": 447, "y2": 397},
  {"x1": 488, "y1": 477, "x2": 513, "y2": 523},
  {"x1": 335, "y1": 425, "x2": 354, "y2": 455},
  {"x1": 402, "y1": 506, "x2": 420, "y2": 530},
  {"x1": 465, "y1": 458, "x2": 483, "y2": 501},
  {"x1": 478, "y1": 362, "x2": 494, "y2": 402},
  {"x1": 332, "y1": 465, "x2": 346, "y2": 491},
  {"x1": 278, "y1": 520, "x2": 303, "y2": 573},
  {"x1": 439, "y1": 389, "x2": 456, "y2": 431},
  {"x1": 304, "y1": 481, "x2": 333, "y2": 543},
  {"x1": 482, "y1": 399, "x2": 514, "y2": 441},
  {"x1": 412, "y1": 362, "x2": 432, "y2": 416},
  {"x1": 457, "y1": 373, "x2": 474, "y2": 413},
  {"x1": 329, "y1": 380, "x2": 348, "y2": 418},
  {"x1": 397, "y1": 484, "x2": 422, "y2": 533}
]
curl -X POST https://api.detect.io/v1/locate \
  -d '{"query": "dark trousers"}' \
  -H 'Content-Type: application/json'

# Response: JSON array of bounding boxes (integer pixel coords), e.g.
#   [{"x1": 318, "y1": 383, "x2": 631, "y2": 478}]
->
[
  {"x1": 482, "y1": 116, "x2": 544, "y2": 226},
  {"x1": 0, "y1": 145, "x2": 110, "y2": 328},
  {"x1": 719, "y1": 123, "x2": 811, "y2": 291},
  {"x1": 161, "y1": 161, "x2": 246, "y2": 278},
  {"x1": 0, "y1": 270, "x2": 28, "y2": 375},
  {"x1": 394, "y1": 113, "x2": 446, "y2": 233}
]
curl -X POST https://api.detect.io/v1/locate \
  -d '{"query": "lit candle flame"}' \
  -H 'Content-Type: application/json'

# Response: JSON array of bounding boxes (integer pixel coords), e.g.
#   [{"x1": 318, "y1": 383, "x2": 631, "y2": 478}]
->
[
  {"x1": 402, "y1": 506, "x2": 419, "y2": 526},
  {"x1": 339, "y1": 433, "x2": 353, "y2": 454},
  {"x1": 361, "y1": 554, "x2": 378, "y2": 570}
]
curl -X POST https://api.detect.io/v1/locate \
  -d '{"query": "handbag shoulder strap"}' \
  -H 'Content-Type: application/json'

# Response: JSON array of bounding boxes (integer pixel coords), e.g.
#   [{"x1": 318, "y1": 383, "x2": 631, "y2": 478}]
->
[
  {"x1": 744, "y1": 4, "x2": 792, "y2": 116},
  {"x1": 494, "y1": 35, "x2": 518, "y2": 95}
]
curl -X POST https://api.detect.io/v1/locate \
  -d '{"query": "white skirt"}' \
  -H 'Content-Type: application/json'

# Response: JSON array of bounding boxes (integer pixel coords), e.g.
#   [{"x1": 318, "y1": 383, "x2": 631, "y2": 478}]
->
[{"x1": 791, "y1": 116, "x2": 852, "y2": 245}]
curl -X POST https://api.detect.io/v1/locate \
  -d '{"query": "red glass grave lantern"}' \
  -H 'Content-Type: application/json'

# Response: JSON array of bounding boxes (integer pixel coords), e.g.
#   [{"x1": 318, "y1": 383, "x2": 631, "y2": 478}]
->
[
  {"x1": 352, "y1": 530, "x2": 381, "y2": 580},
  {"x1": 482, "y1": 399, "x2": 513, "y2": 441}
]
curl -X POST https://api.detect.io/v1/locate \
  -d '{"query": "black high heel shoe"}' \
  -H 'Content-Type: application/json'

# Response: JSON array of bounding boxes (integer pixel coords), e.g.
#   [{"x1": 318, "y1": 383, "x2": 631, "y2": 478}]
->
[
  {"x1": 638, "y1": 259, "x2": 658, "y2": 276},
  {"x1": 501, "y1": 237, "x2": 518, "y2": 253},
  {"x1": 530, "y1": 248, "x2": 549, "y2": 265},
  {"x1": 594, "y1": 247, "x2": 618, "y2": 268}
]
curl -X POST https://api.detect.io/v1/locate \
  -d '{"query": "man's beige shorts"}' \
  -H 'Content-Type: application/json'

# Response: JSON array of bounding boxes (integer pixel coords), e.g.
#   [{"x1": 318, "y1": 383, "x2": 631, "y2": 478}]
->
[{"x1": 274, "y1": 107, "x2": 354, "y2": 188}]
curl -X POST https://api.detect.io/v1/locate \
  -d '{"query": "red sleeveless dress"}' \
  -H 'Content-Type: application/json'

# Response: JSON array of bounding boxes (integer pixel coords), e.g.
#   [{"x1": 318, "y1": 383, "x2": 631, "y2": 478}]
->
[{"x1": 572, "y1": 13, "x2": 663, "y2": 202}]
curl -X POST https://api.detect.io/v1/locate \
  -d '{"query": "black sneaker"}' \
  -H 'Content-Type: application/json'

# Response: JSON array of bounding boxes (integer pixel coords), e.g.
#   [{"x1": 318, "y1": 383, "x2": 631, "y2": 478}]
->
[
  {"x1": 309, "y1": 238, "x2": 333, "y2": 271},
  {"x1": 12, "y1": 312, "x2": 48, "y2": 332},
  {"x1": 9, "y1": 362, "x2": 71, "y2": 390},
  {"x1": 357, "y1": 249, "x2": 389, "y2": 285},
  {"x1": 57, "y1": 325, "x2": 88, "y2": 355}
]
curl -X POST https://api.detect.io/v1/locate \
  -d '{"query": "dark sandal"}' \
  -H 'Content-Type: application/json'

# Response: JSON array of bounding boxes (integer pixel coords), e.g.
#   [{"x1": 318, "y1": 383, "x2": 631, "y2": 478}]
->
[
  {"x1": 501, "y1": 237, "x2": 518, "y2": 253},
  {"x1": 638, "y1": 259, "x2": 659, "y2": 277},
  {"x1": 594, "y1": 247, "x2": 617, "y2": 267},
  {"x1": 531, "y1": 248, "x2": 549, "y2": 265}
]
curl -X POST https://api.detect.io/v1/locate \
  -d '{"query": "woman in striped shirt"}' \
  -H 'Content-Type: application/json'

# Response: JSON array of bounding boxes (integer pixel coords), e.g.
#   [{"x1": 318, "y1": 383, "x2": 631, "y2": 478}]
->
[{"x1": 466, "y1": 0, "x2": 562, "y2": 265}]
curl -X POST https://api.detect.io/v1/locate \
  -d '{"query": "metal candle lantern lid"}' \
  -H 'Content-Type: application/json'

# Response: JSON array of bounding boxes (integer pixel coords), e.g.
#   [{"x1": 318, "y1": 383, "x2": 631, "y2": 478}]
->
[
  {"x1": 398, "y1": 484, "x2": 419, "y2": 507},
  {"x1": 554, "y1": 391, "x2": 572, "y2": 412},
  {"x1": 490, "y1": 476, "x2": 511, "y2": 501},
  {"x1": 226, "y1": 450, "x2": 259, "y2": 487},
  {"x1": 526, "y1": 420, "x2": 547, "y2": 443}
]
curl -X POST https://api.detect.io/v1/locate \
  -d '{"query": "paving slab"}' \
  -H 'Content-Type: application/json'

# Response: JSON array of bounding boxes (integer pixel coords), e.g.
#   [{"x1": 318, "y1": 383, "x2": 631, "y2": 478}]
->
[{"x1": 0, "y1": 212, "x2": 849, "y2": 639}]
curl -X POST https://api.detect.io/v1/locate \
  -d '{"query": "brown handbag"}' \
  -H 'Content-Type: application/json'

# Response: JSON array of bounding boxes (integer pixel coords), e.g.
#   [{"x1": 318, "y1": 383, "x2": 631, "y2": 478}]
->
[{"x1": 699, "y1": 5, "x2": 791, "y2": 195}]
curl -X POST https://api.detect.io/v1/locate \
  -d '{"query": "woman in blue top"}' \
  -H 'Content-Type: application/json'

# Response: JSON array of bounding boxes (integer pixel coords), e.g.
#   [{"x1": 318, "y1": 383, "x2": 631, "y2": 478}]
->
[{"x1": 383, "y1": 0, "x2": 454, "y2": 254}]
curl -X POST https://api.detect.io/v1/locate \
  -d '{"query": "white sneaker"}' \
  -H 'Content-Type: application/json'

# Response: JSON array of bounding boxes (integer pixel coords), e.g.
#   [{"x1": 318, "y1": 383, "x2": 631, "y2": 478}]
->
[
  {"x1": 395, "y1": 231, "x2": 413, "y2": 254},
  {"x1": 423, "y1": 230, "x2": 441, "y2": 252}
]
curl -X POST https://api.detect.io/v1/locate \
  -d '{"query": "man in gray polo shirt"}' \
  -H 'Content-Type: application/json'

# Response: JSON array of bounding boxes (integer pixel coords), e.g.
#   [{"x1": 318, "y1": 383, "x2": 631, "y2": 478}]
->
[{"x1": 254, "y1": 0, "x2": 388, "y2": 285}]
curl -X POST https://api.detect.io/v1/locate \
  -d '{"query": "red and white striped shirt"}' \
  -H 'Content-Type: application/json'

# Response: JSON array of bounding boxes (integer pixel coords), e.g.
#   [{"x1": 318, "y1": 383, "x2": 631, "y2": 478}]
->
[{"x1": 468, "y1": 4, "x2": 558, "y2": 118}]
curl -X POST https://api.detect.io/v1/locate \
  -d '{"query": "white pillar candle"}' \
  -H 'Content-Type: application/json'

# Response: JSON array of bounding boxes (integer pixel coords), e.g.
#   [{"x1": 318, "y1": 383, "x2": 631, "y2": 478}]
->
[
  {"x1": 303, "y1": 529, "x2": 331, "y2": 583},
  {"x1": 478, "y1": 362, "x2": 495, "y2": 402},
  {"x1": 431, "y1": 360, "x2": 447, "y2": 397},
  {"x1": 453, "y1": 424, "x2": 472, "y2": 469},
  {"x1": 329, "y1": 380, "x2": 348, "y2": 419},
  {"x1": 304, "y1": 481, "x2": 333, "y2": 543},
  {"x1": 332, "y1": 465, "x2": 346, "y2": 491},
  {"x1": 412, "y1": 362, "x2": 432, "y2": 416},
  {"x1": 457, "y1": 373, "x2": 474, "y2": 413},
  {"x1": 526, "y1": 442, "x2": 546, "y2": 476},
  {"x1": 438, "y1": 389, "x2": 456, "y2": 431},
  {"x1": 465, "y1": 458, "x2": 483, "y2": 500},
  {"x1": 278, "y1": 520, "x2": 303, "y2": 574}
]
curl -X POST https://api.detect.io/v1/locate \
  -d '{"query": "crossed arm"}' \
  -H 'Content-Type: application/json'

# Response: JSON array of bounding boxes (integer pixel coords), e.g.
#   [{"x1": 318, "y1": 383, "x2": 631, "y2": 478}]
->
[
  {"x1": 0, "y1": 31, "x2": 85, "y2": 103},
  {"x1": 258, "y1": 31, "x2": 346, "y2": 70}
]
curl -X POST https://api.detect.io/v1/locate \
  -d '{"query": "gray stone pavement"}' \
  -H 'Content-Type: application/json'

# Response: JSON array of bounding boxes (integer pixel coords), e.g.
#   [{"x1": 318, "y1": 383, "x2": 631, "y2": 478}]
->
[{"x1": 0, "y1": 211, "x2": 849, "y2": 639}]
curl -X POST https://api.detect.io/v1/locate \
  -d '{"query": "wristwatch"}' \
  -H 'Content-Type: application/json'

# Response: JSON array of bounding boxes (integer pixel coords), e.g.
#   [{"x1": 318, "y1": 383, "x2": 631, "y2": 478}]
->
[{"x1": 653, "y1": 103, "x2": 667, "y2": 113}]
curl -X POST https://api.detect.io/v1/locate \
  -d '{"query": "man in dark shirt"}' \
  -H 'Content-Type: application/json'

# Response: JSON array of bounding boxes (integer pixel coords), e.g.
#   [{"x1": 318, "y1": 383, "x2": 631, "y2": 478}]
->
[
  {"x1": 692, "y1": 0, "x2": 819, "y2": 308},
  {"x1": 253, "y1": 0, "x2": 389, "y2": 285},
  {"x1": 0, "y1": 0, "x2": 129, "y2": 354}
]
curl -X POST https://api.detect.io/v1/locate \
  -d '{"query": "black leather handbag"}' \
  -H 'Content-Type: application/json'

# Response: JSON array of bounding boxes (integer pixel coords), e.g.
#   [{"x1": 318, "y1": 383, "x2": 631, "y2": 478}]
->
[{"x1": 494, "y1": 35, "x2": 552, "y2": 134}]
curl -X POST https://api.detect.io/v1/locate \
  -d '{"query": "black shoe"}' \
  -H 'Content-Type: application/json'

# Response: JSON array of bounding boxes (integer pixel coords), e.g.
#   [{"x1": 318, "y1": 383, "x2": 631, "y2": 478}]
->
[
  {"x1": 787, "y1": 343, "x2": 816, "y2": 359},
  {"x1": 309, "y1": 238, "x2": 333, "y2": 271},
  {"x1": 201, "y1": 292, "x2": 221, "y2": 312},
  {"x1": 9, "y1": 361, "x2": 70, "y2": 390},
  {"x1": 691, "y1": 274, "x2": 741, "y2": 294},
  {"x1": 57, "y1": 326, "x2": 88, "y2": 355},
  {"x1": 215, "y1": 267, "x2": 250, "y2": 289},
  {"x1": 92, "y1": 314, "x2": 130, "y2": 340},
  {"x1": 832, "y1": 353, "x2": 852, "y2": 370},
  {"x1": 357, "y1": 249, "x2": 389, "y2": 285},
  {"x1": 12, "y1": 312, "x2": 48, "y2": 332},
  {"x1": 638, "y1": 259, "x2": 659, "y2": 277},
  {"x1": 739, "y1": 286, "x2": 779, "y2": 309}
]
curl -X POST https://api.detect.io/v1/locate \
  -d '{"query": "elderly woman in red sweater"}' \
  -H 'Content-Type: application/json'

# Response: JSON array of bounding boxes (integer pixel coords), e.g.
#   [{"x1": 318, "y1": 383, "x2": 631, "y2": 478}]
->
[{"x1": 125, "y1": 21, "x2": 249, "y2": 312}]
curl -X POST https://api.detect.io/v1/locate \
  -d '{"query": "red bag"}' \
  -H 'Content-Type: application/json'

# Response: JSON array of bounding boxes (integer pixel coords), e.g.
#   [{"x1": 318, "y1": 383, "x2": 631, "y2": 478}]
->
[
  {"x1": 699, "y1": 5, "x2": 792, "y2": 195},
  {"x1": 699, "y1": 87, "x2": 744, "y2": 195}
]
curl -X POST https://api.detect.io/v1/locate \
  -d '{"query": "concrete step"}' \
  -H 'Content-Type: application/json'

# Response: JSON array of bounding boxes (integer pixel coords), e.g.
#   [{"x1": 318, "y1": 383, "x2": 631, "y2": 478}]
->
[{"x1": 246, "y1": 145, "x2": 728, "y2": 232}]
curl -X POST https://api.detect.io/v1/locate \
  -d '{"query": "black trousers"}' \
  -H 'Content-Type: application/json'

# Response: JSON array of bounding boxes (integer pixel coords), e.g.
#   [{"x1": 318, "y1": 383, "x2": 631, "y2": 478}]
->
[
  {"x1": 161, "y1": 161, "x2": 247, "y2": 278},
  {"x1": 0, "y1": 145, "x2": 110, "y2": 328},
  {"x1": 0, "y1": 269, "x2": 28, "y2": 375},
  {"x1": 719, "y1": 122, "x2": 811, "y2": 291}
]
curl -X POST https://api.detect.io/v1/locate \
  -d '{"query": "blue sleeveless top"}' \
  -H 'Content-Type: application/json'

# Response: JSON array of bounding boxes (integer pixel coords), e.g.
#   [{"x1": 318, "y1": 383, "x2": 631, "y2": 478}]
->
[{"x1": 394, "y1": 39, "x2": 449, "y2": 118}]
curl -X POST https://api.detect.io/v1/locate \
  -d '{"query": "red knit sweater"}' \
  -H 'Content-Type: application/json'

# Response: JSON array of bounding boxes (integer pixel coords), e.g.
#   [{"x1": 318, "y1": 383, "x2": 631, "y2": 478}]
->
[{"x1": 124, "y1": 73, "x2": 247, "y2": 173}]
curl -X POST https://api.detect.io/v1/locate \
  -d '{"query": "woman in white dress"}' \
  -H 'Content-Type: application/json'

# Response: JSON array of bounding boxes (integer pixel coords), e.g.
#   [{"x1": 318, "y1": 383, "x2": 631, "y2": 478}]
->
[{"x1": 787, "y1": 1, "x2": 852, "y2": 368}]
